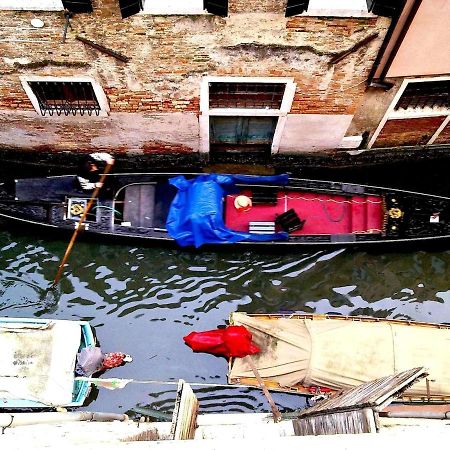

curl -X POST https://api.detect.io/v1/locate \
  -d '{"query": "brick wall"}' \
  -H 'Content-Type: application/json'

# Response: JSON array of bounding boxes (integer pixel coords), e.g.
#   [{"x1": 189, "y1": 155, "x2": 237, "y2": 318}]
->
[
  {"x1": 434, "y1": 122, "x2": 450, "y2": 145},
  {"x1": 0, "y1": 0, "x2": 390, "y2": 154}
]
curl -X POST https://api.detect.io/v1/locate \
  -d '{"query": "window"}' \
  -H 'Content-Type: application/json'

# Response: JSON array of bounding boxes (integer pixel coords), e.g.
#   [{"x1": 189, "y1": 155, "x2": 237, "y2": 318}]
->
[
  {"x1": 0, "y1": 0, "x2": 63, "y2": 10},
  {"x1": 142, "y1": 0, "x2": 205, "y2": 15},
  {"x1": 200, "y1": 76, "x2": 296, "y2": 155},
  {"x1": 20, "y1": 77, "x2": 110, "y2": 117},
  {"x1": 61, "y1": 0, "x2": 93, "y2": 13},
  {"x1": 394, "y1": 80, "x2": 449, "y2": 113},
  {"x1": 0, "y1": 0, "x2": 92, "y2": 12},
  {"x1": 285, "y1": 0, "x2": 370, "y2": 17},
  {"x1": 119, "y1": 0, "x2": 227, "y2": 18},
  {"x1": 209, "y1": 82, "x2": 286, "y2": 109},
  {"x1": 285, "y1": 0, "x2": 405, "y2": 17},
  {"x1": 368, "y1": 77, "x2": 450, "y2": 148}
]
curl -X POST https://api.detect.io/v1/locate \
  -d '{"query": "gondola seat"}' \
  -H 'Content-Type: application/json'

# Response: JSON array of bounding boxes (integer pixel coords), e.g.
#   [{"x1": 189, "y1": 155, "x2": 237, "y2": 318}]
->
[{"x1": 275, "y1": 208, "x2": 305, "y2": 233}]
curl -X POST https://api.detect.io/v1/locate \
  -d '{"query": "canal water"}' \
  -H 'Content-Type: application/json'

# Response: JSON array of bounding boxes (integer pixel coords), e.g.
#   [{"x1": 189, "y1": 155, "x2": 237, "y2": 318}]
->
[{"x1": 1, "y1": 228, "x2": 449, "y2": 417}]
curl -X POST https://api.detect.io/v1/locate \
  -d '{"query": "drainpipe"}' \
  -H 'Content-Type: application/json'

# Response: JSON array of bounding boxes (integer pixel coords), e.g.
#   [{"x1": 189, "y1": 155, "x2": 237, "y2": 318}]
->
[{"x1": 368, "y1": 0, "x2": 423, "y2": 90}]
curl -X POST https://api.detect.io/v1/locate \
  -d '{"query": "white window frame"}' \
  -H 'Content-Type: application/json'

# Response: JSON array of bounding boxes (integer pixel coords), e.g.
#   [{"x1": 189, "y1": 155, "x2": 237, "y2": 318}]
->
[
  {"x1": 0, "y1": 0, "x2": 63, "y2": 10},
  {"x1": 20, "y1": 76, "x2": 110, "y2": 118},
  {"x1": 141, "y1": 0, "x2": 206, "y2": 15},
  {"x1": 301, "y1": 0, "x2": 372, "y2": 17},
  {"x1": 368, "y1": 76, "x2": 450, "y2": 149},
  {"x1": 200, "y1": 76, "x2": 296, "y2": 155}
]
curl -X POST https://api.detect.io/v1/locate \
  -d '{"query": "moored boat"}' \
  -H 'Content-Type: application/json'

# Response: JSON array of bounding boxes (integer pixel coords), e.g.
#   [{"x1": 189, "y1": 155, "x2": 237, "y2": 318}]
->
[
  {"x1": 0, "y1": 172, "x2": 449, "y2": 249},
  {"x1": 0, "y1": 317, "x2": 95, "y2": 409},
  {"x1": 228, "y1": 313, "x2": 450, "y2": 403}
]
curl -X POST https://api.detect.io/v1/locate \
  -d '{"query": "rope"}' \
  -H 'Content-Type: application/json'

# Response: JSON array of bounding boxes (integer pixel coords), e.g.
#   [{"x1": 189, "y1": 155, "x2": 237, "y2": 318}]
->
[
  {"x1": 281, "y1": 195, "x2": 382, "y2": 205},
  {"x1": 125, "y1": 380, "x2": 235, "y2": 388},
  {"x1": 352, "y1": 228, "x2": 382, "y2": 234},
  {"x1": 321, "y1": 202, "x2": 346, "y2": 223},
  {"x1": 1, "y1": 415, "x2": 14, "y2": 434},
  {"x1": 76, "y1": 377, "x2": 260, "y2": 390},
  {"x1": 91, "y1": 205, "x2": 122, "y2": 216}
]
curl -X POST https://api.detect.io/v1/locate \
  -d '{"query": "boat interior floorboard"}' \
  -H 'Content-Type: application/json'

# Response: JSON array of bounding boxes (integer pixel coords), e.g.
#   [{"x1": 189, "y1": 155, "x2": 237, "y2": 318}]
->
[{"x1": 122, "y1": 184, "x2": 156, "y2": 228}]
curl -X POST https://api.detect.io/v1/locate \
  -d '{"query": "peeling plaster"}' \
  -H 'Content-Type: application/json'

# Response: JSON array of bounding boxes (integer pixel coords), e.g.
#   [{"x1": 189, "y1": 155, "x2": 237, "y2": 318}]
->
[
  {"x1": 3, "y1": 57, "x2": 31, "y2": 65},
  {"x1": 0, "y1": 110, "x2": 200, "y2": 153}
]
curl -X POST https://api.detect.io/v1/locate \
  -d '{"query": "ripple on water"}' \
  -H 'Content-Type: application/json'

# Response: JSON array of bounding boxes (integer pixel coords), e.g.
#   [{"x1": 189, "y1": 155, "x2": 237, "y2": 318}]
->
[{"x1": 0, "y1": 230, "x2": 449, "y2": 413}]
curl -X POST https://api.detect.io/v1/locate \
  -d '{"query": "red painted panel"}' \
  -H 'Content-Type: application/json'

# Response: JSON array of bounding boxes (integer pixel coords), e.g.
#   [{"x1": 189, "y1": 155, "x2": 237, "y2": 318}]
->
[{"x1": 224, "y1": 190, "x2": 383, "y2": 235}]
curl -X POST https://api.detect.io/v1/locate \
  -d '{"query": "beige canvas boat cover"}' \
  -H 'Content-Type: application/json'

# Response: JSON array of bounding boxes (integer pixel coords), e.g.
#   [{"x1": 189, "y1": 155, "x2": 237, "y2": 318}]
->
[
  {"x1": 229, "y1": 314, "x2": 450, "y2": 397},
  {"x1": 0, "y1": 320, "x2": 81, "y2": 406}
]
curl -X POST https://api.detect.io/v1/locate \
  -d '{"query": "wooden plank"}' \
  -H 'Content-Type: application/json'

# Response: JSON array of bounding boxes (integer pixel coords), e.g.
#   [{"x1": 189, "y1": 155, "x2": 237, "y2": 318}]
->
[
  {"x1": 297, "y1": 367, "x2": 428, "y2": 418},
  {"x1": 293, "y1": 408, "x2": 377, "y2": 436},
  {"x1": 170, "y1": 380, "x2": 199, "y2": 440},
  {"x1": 122, "y1": 184, "x2": 155, "y2": 228}
]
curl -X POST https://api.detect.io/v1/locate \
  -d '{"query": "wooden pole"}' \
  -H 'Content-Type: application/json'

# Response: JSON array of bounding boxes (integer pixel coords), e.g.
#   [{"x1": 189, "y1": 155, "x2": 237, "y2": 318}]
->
[
  {"x1": 52, "y1": 162, "x2": 114, "y2": 287},
  {"x1": 244, "y1": 355, "x2": 282, "y2": 423}
]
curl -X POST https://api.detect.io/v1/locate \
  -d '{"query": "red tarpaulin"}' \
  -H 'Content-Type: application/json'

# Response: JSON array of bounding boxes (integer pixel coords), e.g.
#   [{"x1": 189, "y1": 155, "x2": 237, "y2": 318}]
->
[{"x1": 183, "y1": 326, "x2": 260, "y2": 358}]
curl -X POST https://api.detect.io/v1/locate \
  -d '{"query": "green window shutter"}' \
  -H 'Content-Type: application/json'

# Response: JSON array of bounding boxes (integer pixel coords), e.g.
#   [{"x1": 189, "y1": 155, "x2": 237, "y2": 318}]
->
[
  {"x1": 118, "y1": 0, "x2": 145, "y2": 19},
  {"x1": 285, "y1": 0, "x2": 309, "y2": 17},
  {"x1": 61, "y1": 0, "x2": 93, "y2": 13},
  {"x1": 204, "y1": 0, "x2": 228, "y2": 17}
]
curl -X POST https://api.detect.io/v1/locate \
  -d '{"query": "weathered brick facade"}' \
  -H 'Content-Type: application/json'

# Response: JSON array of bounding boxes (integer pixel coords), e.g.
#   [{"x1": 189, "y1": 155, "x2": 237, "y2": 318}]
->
[
  {"x1": 372, "y1": 117, "x2": 447, "y2": 148},
  {"x1": 348, "y1": 0, "x2": 450, "y2": 151},
  {"x1": 434, "y1": 123, "x2": 450, "y2": 145},
  {"x1": 0, "y1": 0, "x2": 390, "y2": 156}
]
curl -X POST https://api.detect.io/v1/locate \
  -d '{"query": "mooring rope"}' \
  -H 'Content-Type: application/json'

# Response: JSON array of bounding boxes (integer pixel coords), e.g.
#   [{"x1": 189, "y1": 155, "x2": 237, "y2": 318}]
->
[{"x1": 76, "y1": 377, "x2": 266, "y2": 390}]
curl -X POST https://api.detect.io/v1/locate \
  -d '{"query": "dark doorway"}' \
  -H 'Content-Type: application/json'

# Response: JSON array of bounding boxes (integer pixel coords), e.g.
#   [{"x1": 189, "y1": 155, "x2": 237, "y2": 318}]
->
[{"x1": 209, "y1": 116, "x2": 278, "y2": 159}]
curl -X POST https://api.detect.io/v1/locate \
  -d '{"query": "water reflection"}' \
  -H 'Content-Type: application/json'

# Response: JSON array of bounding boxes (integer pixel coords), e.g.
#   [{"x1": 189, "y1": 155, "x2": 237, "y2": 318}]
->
[{"x1": 0, "y1": 229, "x2": 449, "y2": 414}]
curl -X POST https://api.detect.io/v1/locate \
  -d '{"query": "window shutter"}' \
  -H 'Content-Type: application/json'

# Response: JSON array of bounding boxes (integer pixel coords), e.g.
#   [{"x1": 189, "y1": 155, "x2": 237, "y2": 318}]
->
[
  {"x1": 366, "y1": 0, "x2": 375, "y2": 12},
  {"x1": 61, "y1": 0, "x2": 93, "y2": 13},
  {"x1": 204, "y1": 0, "x2": 228, "y2": 17},
  {"x1": 118, "y1": 0, "x2": 145, "y2": 19},
  {"x1": 367, "y1": 0, "x2": 405, "y2": 17},
  {"x1": 285, "y1": 0, "x2": 309, "y2": 17}
]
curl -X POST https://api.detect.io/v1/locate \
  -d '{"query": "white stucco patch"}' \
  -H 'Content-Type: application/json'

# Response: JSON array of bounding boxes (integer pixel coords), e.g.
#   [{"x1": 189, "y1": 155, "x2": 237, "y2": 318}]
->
[
  {"x1": 3, "y1": 57, "x2": 32, "y2": 65},
  {"x1": 91, "y1": 112, "x2": 200, "y2": 150},
  {"x1": 278, "y1": 114, "x2": 353, "y2": 152}
]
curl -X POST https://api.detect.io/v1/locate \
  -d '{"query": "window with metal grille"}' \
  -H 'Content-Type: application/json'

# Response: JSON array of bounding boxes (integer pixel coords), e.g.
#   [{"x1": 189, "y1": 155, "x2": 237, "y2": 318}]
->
[
  {"x1": 395, "y1": 80, "x2": 450, "y2": 111},
  {"x1": 27, "y1": 81, "x2": 102, "y2": 116},
  {"x1": 209, "y1": 82, "x2": 286, "y2": 109},
  {"x1": 0, "y1": 0, "x2": 63, "y2": 10}
]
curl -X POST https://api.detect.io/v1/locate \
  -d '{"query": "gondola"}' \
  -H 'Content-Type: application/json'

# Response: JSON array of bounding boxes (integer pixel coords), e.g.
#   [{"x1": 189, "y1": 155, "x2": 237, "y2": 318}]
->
[
  {"x1": 0, "y1": 317, "x2": 95, "y2": 409},
  {"x1": 0, "y1": 172, "x2": 449, "y2": 249},
  {"x1": 227, "y1": 313, "x2": 450, "y2": 403}
]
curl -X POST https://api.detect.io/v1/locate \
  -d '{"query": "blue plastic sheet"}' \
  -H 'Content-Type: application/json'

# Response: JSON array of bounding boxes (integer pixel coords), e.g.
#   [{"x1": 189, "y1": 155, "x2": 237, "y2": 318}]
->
[{"x1": 166, "y1": 173, "x2": 289, "y2": 248}]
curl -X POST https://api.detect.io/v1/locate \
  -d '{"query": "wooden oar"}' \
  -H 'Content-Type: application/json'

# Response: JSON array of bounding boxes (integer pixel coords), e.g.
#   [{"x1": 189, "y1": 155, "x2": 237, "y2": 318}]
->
[
  {"x1": 52, "y1": 162, "x2": 114, "y2": 287},
  {"x1": 245, "y1": 355, "x2": 282, "y2": 423}
]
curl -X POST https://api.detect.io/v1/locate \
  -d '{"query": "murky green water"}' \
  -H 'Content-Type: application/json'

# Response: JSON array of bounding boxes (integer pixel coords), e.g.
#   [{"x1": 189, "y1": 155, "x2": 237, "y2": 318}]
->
[{"x1": 0, "y1": 229, "x2": 449, "y2": 416}]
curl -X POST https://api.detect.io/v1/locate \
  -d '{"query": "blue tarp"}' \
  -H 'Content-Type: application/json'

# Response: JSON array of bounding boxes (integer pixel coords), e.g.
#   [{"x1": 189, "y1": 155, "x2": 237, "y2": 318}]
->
[{"x1": 166, "y1": 173, "x2": 289, "y2": 248}]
